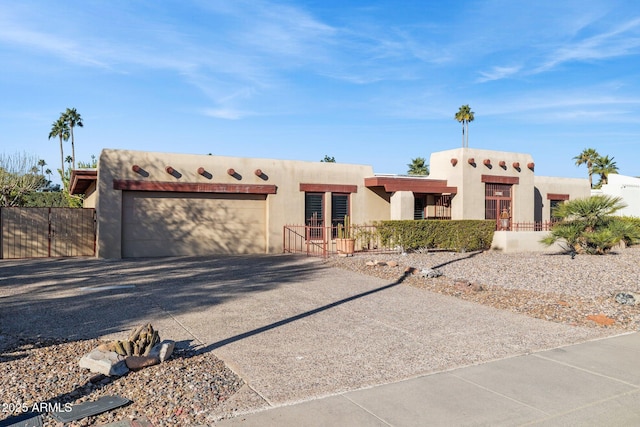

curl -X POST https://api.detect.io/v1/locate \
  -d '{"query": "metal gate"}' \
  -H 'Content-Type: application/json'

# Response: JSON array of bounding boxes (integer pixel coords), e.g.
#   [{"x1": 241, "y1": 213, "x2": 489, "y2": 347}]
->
[
  {"x1": 485, "y1": 183, "x2": 512, "y2": 230},
  {"x1": 0, "y1": 207, "x2": 96, "y2": 259}
]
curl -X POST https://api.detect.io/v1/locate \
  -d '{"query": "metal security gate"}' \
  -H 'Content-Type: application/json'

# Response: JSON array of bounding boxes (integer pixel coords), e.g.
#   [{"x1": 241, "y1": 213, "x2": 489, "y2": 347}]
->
[
  {"x1": 0, "y1": 207, "x2": 96, "y2": 259},
  {"x1": 485, "y1": 183, "x2": 512, "y2": 230}
]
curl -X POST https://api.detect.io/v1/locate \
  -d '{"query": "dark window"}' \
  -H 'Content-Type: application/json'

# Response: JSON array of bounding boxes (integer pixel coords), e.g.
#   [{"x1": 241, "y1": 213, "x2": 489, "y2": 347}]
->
[
  {"x1": 331, "y1": 193, "x2": 349, "y2": 237},
  {"x1": 549, "y1": 199, "x2": 563, "y2": 220},
  {"x1": 305, "y1": 193, "x2": 323, "y2": 239},
  {"x1": 414, "y1": 196, "x2": 425, "y2": 220}
]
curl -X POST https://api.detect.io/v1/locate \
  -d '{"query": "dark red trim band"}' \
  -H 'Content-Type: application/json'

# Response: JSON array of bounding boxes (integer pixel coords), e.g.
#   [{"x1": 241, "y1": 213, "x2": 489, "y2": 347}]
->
[
  {"x1": 299, "y1": 183, "x2": 358, "y2": 193},
  {"x1": 481, "y1": 175, "x2": 519, "y2": 185},
  {"x1": 113, "y1": 180, "x2": 277, "y2": 194}
]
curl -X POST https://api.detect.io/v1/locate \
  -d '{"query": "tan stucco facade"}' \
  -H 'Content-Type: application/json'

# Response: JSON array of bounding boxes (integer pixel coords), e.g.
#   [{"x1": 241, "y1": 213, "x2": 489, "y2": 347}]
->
[
  {"x1": 533, "y1": 176, "x2": 591, "y2": 222},
  {"x1": 76, "y1": 147, "x2": 590, "y2": 258},
  {"x1": 428, "y1": 148, "x2": 589, "y2": 226},
  {"x1": 94, "y1": 149, "x2": 391, "y2": 258},
  {"x1": 430, "y1": 148, "x2": 536, "y2": 222}
]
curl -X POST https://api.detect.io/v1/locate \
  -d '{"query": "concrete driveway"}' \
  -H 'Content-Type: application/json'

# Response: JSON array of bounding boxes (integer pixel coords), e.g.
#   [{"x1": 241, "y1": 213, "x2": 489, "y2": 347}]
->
[{"x1": 0, "y1": 254, "x2": 609, "y2": 416}]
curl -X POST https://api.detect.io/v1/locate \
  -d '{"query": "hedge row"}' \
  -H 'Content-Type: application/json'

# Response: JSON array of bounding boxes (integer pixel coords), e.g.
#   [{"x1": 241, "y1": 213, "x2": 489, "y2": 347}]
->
[{"x1": 373, "y1": 220, "x2": 495, "y2": 252}]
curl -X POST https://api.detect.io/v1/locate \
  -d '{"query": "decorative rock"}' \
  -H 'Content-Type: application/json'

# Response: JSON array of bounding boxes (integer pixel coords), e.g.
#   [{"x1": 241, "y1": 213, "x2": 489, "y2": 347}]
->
[
  {"x1": 586, "y1": 313, "x2": 615, "y2": 326},
  {"x1": 365, "y1": 261, "x2": 376, "y2": 266},
  {"x1": 148, "y1": 340, "x2": 176, "y2": 362},
  {"x1": 421, "y1": 268, "x2": 443, "y2": 278},
  {"x1": 125, "y1": 355, "x2": 160, "y2": 371},
  {"x1": 386, "y1": 261, "x2": 398, "y2": 267},
  {"x1": 614, "y1": 292, "x2": 640, "y2": 306},
  {"x1": 404, "y1": 267, "x2": 418, "y2": 275},
  {"x1": 79, "y1": 349, "x2": 129, "y2": 376}
]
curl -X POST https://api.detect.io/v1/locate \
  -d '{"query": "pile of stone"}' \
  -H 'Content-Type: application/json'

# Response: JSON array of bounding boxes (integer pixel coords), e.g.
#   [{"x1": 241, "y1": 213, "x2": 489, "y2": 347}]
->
[{"x1": 79, "y1": 323, "x2": 175, "y2": 376}]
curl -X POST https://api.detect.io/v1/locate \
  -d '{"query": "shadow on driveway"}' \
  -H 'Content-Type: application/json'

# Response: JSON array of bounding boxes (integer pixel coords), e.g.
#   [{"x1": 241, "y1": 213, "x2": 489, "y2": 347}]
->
[{"x1": 0, "y1": 254, "x2": 320, "y2": 346}]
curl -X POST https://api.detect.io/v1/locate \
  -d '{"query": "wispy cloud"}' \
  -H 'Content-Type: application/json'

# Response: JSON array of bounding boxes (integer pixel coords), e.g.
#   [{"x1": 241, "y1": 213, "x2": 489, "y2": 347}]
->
[
  {"x1": 202, "y1": 108, "x2": 251, "y2": 120},
  {"x1": 477, "y1": 65, "x2": 522, "y2": 83},
  {"x1": 536, "y1": 18, "x2": 640, "y2": 73}
]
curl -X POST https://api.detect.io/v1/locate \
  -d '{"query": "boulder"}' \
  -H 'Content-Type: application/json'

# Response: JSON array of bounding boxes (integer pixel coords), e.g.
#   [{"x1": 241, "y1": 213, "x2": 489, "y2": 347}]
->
[
  {"x1": 79, "y1": 349, "x2": 129, "y2": 377},
  {"x1": 148, "y1": 340, "x2": 176, "y2": 363},
  {"x1": 125, "y1": 355, "x2": 160, "y2": 371}
]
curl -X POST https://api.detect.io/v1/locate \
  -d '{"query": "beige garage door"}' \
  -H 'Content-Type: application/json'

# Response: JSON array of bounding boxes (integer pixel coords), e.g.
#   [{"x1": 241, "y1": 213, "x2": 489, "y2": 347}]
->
[{"x1": 122, "y1": 191, "x2": 266, "y2": 258}]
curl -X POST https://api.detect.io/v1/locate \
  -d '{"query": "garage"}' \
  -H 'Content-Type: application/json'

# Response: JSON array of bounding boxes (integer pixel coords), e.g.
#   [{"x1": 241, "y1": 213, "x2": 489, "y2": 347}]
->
[{"x1": 121, "y1": 191, "x2": 267, "y2": 258}]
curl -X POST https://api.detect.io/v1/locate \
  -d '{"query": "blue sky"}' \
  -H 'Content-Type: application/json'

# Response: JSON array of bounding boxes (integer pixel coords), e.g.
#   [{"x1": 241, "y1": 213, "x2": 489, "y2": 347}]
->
[{"x1": 1, "y1": 0, "x2": 639, "y2": 184}]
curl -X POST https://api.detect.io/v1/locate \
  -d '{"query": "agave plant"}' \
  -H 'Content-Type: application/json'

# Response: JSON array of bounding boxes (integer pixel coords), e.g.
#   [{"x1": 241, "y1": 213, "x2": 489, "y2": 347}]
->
[{"x1": 541, "y1": 195, "x2": 639, "y2": 255}]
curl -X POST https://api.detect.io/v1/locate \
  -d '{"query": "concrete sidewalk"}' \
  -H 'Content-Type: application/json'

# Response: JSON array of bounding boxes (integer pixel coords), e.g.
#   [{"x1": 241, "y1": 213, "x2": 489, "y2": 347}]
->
[{"x1": 214, "y1": 332, "x2": 640, "y2": 426}]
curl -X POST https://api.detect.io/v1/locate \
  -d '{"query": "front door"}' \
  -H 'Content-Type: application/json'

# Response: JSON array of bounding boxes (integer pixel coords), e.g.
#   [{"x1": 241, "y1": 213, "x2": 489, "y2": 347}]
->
[{"x1": 485, "y1": 183, "x2": 512, "y2": 230}]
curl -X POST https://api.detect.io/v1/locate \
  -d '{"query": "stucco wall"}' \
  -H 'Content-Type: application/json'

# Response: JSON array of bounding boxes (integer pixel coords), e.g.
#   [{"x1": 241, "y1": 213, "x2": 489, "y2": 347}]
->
[
  {"x1": 533, "y1": 176, "x2": 591, "y2": 221},
  {"x1": 598, "y1": 174, "x2": 640, "y2": 217},
  {"x1": 490, "y1": 231, "x2": 566, "y2": 253},
  {"x1": 96, "y1": 149, "x2": 390, "y2": 258},
  {"x1": 82, "y1": 182, "x2": 97, "y2": 208},
  {"x1": 429, "y1": 148, "x2": 535, "y2": 222}
]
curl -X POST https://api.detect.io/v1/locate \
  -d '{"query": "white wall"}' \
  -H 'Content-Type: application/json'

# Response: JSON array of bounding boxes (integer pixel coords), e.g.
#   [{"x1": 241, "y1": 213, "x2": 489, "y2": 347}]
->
[{"x1": 598, "y1": 174, "x2": 640, "y2": 217}]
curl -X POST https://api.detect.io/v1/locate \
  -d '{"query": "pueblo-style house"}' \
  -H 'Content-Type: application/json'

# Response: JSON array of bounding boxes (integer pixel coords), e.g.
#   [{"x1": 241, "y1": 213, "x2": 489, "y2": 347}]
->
[{"x1": 70, "y1": 147, "x2": 589, "y2": 258}]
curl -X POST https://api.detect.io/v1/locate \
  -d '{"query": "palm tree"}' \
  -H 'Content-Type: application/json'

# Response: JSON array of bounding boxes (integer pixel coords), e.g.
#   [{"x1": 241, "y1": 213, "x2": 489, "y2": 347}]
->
[
  {"x1": 573, "y1": 148, "x2": 600, "y2": 189},
  {"x1": 63, "y1": 108, "x2": 83, "y2": 169},
  {"x1": 454, "y1": 105, "x2": 474, "y2": 148},
  {"x1": 592, "y1": 155, "x2": 618, "y2": 188},
  {"x1": 541, "y1": 195, "x2": 638, "y2": 255},
  {"x1": 37, "y1": 159, "x2": 46, "y2": 175},
  {"x1": 407, "y1": 157, "x2": 429, "y2": 175},
  {"x1": 48, "y1": 117, "x2": 70, "y2": 178}
]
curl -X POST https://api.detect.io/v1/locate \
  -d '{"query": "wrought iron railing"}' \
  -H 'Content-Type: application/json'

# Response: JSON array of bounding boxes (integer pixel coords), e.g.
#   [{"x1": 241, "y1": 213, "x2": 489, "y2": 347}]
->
[
  {"x1": 508, "y1": 221, "x2": 555, "y2": 232},
  {"x1": 283, "y1": 224, "x2": 393, "y2": 257}
]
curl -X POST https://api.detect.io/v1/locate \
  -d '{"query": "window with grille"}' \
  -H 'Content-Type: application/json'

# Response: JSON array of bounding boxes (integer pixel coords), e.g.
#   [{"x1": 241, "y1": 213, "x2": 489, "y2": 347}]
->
[
  {"x1": 305, "y1": 193, "x2": 323, "y2": 239},
  {"x1": 331, "y1": 194, "x2": 349, "y2": 237}
]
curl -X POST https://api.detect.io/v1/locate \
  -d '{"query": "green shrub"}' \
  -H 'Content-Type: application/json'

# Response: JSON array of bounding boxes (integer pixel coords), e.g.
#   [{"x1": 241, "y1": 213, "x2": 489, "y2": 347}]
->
[
  {"x1": 374, "y1": 220, "x2": 495, "y2": 252},
  {"x1": 542, "y1": 195, "x2": 638, "y2": 254}
]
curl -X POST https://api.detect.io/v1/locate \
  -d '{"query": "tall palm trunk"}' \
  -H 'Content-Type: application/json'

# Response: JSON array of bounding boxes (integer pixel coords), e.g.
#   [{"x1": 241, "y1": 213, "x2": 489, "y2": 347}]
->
[
  {"x1": 70, "y1": 127, "x2": 76, "y2": 170},
  {"x1": 465, "y1": 122, "x2": 469, "y2": 148},
  {"x1": 59, "y1": 135, "x2": 65, "y2": 178}
]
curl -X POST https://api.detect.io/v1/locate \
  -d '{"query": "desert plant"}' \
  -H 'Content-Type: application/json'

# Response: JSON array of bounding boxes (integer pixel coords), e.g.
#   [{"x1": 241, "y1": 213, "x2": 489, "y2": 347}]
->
[
  {"x1": 541, "y1": 195, "x2": 638, "y2": 254},
  {"x1": 337, "y1": 215, "x2": 352, "y2": 239}
]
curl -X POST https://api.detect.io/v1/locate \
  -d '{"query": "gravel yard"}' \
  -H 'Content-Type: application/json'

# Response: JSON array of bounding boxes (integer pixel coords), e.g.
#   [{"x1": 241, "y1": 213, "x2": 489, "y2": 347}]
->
[
  {"x1": 1, "y1": 248, "x2": 639, "y2": 426},
  {"x1": 326, "y1": 246, "x2": 640, "y2": 330}
]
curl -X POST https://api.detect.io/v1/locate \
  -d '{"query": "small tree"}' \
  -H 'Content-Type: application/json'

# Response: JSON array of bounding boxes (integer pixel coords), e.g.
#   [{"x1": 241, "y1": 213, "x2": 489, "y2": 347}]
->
[
  {"x1": 407, "y1": 157, "x2": 429, "y2": 175},
  {"x1": 320, "y1": 155, "x2": 336, "y2": 163},
  {"x1": 0, "y1": 152, "x2": 46, "y2": 206},
  {"x1": 541, "y1": 195, "x2": 640, "y2": 255}
]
